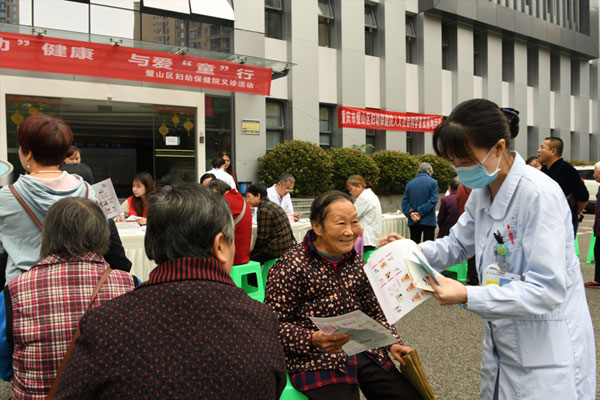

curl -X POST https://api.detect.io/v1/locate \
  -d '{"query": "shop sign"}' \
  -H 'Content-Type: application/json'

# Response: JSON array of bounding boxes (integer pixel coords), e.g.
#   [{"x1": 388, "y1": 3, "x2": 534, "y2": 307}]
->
[
  {"x1": 241, "y1": 119, "x2": 260, "y2": 135},
  {"x1": 337, "y1": 106, "x2": 442, "y2": 132},
  {"x1": 0, "y1": 31, "x2": 272, "y2": 96}
]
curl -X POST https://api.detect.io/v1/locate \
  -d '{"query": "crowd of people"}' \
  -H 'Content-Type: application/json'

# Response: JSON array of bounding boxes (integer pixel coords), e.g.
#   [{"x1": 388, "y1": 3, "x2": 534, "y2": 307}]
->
[{"x1": 0, "y1": 100, "x2": 597, "y2": 399}]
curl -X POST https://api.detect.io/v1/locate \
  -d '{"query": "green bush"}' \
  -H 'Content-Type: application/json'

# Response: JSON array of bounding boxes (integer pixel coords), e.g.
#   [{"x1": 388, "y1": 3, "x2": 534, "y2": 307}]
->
[
  {"x1": 371, "y1": 151, "x2": 419, "y2": 194},
  {"x1": 569, "y1": 159, "x2": 596, "y2": 166},
  {"x1": 258, "y1": 140, "x2": 333, "y2": 197},
  {"x1": 329, "y1": 148, "x2": 380, "y2": 192},
  {"x1": 416, "y1": 154, "x2": 457, "y2": 193}
]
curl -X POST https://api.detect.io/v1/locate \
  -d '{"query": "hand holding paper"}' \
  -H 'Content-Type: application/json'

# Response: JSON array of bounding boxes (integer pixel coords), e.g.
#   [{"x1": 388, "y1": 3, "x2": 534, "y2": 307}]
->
[{"x1": 428, "y1": 274, "x2": 468, "y2": 306}]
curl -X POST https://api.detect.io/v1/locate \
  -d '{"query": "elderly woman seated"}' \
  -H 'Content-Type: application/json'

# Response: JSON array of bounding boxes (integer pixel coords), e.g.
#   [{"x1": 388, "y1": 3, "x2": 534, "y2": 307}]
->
[
  {"x1": 52, "y1": 184, "x2": 286, "y2": 399},
  {"x1": 265, "y1": 191, "x2": 421, "y2": 400},
  {"x1": 0, "y1": 197, "x2": 137, "y2": 400}
]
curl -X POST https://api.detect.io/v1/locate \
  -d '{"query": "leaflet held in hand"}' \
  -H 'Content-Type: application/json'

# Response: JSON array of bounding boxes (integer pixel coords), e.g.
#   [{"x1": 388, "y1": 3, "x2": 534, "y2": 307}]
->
[
  {"x1": 309, "y1": 310, "x2": 398, "y2": 356},
  {"x1": 363, "y1": 239, "x2": 443, "y2": 325}
]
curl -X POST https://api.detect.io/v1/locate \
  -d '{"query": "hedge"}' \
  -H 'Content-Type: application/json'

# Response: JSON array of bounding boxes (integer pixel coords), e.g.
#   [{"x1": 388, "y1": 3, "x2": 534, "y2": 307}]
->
[
  {"x1": 329, "y1": 148, "x2": 380, "y2": 192},
  {"x1": 415, "y1": 154, "x2": 457, "y2": 193},
  {"x1": 371, "y1": 151, "x2": 419, "y2": 194},
  {"x1": 258, "y1": 140, "x2": 333, "y2": 197}
]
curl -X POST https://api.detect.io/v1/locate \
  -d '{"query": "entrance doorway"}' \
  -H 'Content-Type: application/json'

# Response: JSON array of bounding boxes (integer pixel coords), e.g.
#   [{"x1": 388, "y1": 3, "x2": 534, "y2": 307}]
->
[{"x1": 0, "y1": 76, "x2": 205, "y2": 197}]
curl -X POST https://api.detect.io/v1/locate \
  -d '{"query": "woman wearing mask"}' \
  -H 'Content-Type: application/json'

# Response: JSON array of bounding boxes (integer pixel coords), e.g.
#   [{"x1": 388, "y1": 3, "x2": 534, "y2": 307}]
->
[{"x1": 381, "y1": 99, "x2": 595, "y2": 399}]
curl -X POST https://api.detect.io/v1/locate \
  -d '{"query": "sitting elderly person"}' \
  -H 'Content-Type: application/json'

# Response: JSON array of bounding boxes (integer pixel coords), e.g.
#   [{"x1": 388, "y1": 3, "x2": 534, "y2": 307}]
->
[
  {"x1": 265, "y1": 191, "x2": 420, "y2": 400},
  {"x1": 0, "y1": 197, "x2": 137, "y2": 400},
  {"x1": 52, "y1": 184, "x2": 286, "y2": 399}
]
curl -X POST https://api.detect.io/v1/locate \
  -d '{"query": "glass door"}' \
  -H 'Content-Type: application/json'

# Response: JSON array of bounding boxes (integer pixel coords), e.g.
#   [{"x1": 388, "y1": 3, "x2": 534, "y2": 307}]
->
[{"x1": 152, "y1": 105, "x2": 197, "y2": 187}]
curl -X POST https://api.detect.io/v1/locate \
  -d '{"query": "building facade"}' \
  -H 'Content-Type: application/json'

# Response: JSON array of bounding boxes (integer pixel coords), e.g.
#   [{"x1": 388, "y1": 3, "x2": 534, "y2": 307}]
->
[{"x1": 0, "y1": 0, "x2": 599, "y2": 193}]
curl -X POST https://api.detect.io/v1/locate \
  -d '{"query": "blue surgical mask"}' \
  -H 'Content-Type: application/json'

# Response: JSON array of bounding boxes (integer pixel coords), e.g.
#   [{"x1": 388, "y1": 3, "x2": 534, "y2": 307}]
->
[{"x1": 454, "y1": 146, "x2": 503, "y2": 189}]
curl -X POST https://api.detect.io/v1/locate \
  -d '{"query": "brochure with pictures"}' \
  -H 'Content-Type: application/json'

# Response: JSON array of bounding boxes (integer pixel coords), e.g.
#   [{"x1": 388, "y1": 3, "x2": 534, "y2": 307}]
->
[{"x1": 363, "y1": 239, "x2": 443, "y2": 325}]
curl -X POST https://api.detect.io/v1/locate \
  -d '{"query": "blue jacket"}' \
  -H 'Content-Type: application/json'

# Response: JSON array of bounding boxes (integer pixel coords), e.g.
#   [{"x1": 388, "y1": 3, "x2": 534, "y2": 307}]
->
[
  {"x1": 401, "y1": 173, "x2": 438, "y2": 227},
  {"x1": 0, "y1": 174, "x2": 95, "y2": 284}
]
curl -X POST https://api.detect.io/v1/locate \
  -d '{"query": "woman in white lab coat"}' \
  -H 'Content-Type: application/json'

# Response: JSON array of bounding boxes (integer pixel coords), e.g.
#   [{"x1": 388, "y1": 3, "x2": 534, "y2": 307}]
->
[{"x1": 381, "y1": 99, "x2": 595, "y2": 399}]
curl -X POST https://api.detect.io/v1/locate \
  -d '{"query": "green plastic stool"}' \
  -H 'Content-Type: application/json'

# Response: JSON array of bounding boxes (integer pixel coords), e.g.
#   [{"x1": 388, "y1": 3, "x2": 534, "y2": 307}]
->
[
  {"x1": 230, "y1": 261, "x2": 264, "y2": 303},
  {"x1": 262, "y1": 258, "x2": 279, "y2": 288},
  {"x1": 575, "y1": 234, "x2": 580, "y2": 258},
  {"x1": 444, "y1": 261, "x2": 467, "y2": 282},
  {"x1": 280, "y1": 373, "x2": 308, "y2": 400},
  {"x1": 363, "y1": 249, "x2": 377, "y2": 262},
  {"x1": 587, "y1": 234, "x2": 596, "y2": 264}
]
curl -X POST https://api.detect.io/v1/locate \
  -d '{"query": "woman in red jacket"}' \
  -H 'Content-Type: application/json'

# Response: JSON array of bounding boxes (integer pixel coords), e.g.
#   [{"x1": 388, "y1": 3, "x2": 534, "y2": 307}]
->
[{"x1": 119, "y1": 172, "x2": 155, "y2": 225}]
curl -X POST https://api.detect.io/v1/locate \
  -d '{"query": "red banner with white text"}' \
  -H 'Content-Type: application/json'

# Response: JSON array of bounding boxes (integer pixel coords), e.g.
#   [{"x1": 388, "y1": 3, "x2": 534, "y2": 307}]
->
[
  {"x1": 0, "y1": 32, "x2": 272, "y2": 95},
  {"x1": 338, "y1": 106, "x2": 442, "y2": 132}
]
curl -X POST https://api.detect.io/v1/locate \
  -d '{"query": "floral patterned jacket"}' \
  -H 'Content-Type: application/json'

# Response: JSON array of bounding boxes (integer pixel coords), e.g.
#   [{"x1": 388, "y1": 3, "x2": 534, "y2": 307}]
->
[{"x1": 265, "y1": 230, "x2": 403, "y2": 373}]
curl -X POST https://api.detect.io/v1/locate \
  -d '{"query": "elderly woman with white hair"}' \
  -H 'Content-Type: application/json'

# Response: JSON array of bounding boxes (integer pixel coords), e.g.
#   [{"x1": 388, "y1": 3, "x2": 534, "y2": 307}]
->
[{"x1": 401, "y1": 162, "x2": 439, "y2": 243}]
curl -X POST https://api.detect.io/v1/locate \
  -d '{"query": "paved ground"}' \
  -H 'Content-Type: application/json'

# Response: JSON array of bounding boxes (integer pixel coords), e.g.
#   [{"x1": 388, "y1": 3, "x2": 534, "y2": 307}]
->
[{"x1": 0, "y1": 216, "x2": 598, "y2": 399}]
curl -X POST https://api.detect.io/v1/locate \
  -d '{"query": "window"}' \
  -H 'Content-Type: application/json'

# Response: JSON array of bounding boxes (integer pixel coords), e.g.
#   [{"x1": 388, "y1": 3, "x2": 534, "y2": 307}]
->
[
  {"x1": 406, "y1": 132, "x2": 424, "y2": 155},
  {"x1": 266, "y1": 100, "x2": 284, "y2": 150},
  {"x1": 474, "y1": 31, "x2": 485, "y2": 77},
  {"x1": 502, "y1": 39, "x2": 514, "y2": 82},
  {"x1": 550, "y1": 52, "x2": 560, "y2": 91},
  {"x1": 364, "y1": 4, "x2": 378, "y2": 56},
  {"x1": 527, "y1": 47, "x2": 538, "y2": 87},
  {"x1": 365, "y1": 129, "x2": 385, "y2": 154},
  {"x1": 265, "y1": 0, "x2": 283, "y2": 39},
  {"x1": 318, "y1": 0, "x2": 334, "y2": 48},
  {"x1": 319, "y1": 105, "x2": 332, "y2": 149},
  {"x1": 441, "y1": 23, "x2": 454, "y2": 71},
  {"x1": 205, "y1": 96, "x2": 233, "y2": 171},
  {"x1": 406, "y1": 15, "x2": 417, "y2": 64},
  {"x1": 571, "y1": 58, "x2": 580, "y2": 95}
]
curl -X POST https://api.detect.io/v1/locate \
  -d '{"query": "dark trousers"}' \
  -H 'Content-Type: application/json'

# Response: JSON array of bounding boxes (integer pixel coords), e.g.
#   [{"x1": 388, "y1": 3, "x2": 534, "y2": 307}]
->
[
  {"x1": 303, "y1": 354, "x2": 422, "y2": 400},
  {"x1": 467, "y1": 256, "x2": 479, "y2": 285},
  {"x1": 409, "y1": 225, "x2": 435, "y2": 244},
  {"x1": 594, "y1": 232, "x2": 600, "y2": 282}
]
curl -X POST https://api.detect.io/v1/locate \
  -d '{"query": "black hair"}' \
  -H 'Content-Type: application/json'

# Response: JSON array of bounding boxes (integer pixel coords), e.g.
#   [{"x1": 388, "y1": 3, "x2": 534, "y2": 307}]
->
[
  {"x1": 145, "y1": 184, "x2": 233, "y2": 264},
  {"x1": 212, "y1": 157, "x2": 226, "y2": 169},
  {"x1": 246, "y1": 183, "x2": 268, "y2": 200},
  {"x1": 60, "y1": 162, "x2": 94, "y2": 184},
  {"x1": 200, "y1": 173, "x2": 216, "y2": 184},
  {"x1": 433, "y1": 99, "x2": 517, "y2": 162},
  {"x1": 544, "y1": 136, "x2": 564, "y2": 156},
  {"x1": 501, "y1": 107, "x2": 520, "y2": 138},
  {"x1": 526, "y1": 156, "x2": 540, "y2": 166},
  {"x1": 310, "y1": 191, "x2": 353, "y2": 226}
]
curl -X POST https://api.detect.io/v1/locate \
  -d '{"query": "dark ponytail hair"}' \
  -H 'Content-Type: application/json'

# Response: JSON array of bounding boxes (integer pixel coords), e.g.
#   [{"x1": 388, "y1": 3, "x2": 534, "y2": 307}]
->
[
  {"x1": 433, "y1": 99, "x2": 517, "y2": 162},
  {"x1": 501, "y1": 107, "x2": 520, "y2": 138}
]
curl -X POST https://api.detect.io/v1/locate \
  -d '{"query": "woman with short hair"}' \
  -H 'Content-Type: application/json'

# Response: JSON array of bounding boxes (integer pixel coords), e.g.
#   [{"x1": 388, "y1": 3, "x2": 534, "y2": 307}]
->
[
  {"x1": 0, "y1": 197, "x2": 137, "y2": 400},
  {"x1": 346, "y1": 175, "x2": 382, "y2": 252},
  {"x1": 265, "y1": 191, "x2": 420, "y2": 400},
  {"x1": 0, "y1": 113, "x2": 95, "y2": 284}
]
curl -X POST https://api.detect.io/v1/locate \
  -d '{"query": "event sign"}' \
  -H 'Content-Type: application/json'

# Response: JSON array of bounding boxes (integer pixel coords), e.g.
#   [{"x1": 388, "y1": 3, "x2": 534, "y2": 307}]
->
[
  {"x1": 0, "y1": 31, "x2": 272, "y2": 95},
  {"x1": 338, "y1": 106, "x2": 442, "y2": 132}
]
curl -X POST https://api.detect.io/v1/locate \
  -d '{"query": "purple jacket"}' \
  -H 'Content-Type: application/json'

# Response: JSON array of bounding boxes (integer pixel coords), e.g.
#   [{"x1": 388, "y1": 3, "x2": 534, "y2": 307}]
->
[{"x1": 437, "y1": 190, "x2": 459, "y2": 238}]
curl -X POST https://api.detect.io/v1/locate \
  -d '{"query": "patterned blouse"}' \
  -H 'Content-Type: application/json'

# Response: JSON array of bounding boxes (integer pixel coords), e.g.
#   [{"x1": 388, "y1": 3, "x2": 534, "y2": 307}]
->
[{"x1": 265, "y1": 230, "x2": 403, "y2": 381}]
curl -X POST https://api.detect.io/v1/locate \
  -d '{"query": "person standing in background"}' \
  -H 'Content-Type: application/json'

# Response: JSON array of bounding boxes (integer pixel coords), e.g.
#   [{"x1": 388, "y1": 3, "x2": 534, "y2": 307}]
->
[
  {"x1": 538, "y1": 136, "x2": 588, "y2": 236},
  {"x1": 401, "y1": 163, "x2": 438, "y2": 243},
  {"x1": 218, "y1": 150, "x2": 238, "y2": 190},
  {"x1": 346, "y1": 175, "x2": 382, "y2": 252},
  {"x1": 437, "y1": 177, "x2": 460, "y2": 239},
  {"x1": 584, "y1": 161, "x2": 600, "y2": 288}
]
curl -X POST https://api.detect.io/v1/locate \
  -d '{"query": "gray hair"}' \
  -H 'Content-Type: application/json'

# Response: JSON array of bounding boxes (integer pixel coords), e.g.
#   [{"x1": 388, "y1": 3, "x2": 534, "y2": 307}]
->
[
  {"x1": 595, "y1": 161, "x2": 600, "y2": 172},
  {"x1": 41, "y1": 197, "x2": 109, "y2": 258},
  {"x1": 278, "y1": 173, "x2": 295, "y2": 184},
  {"x1": 449, "y1": 176, "x2": 460, "y2": 191},
  {"x1": 208, "y1": 179, "x2": 231, "y2": 196},
  {"x1": 418, "y1": 162, "x2": 434, "y2": 176},
  {"x1": 144, "y1": 184, "x2": 234, "y2": 264}
]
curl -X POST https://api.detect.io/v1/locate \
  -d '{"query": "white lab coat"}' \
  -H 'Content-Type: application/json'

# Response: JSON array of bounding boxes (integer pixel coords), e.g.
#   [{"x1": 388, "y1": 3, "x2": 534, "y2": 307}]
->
[
  {"x1": 267, "y1": 185, "x2": 294, "y2": 215},
  {"x1": 421, "y1": 153, "x2": 595, "y2": 400}
]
